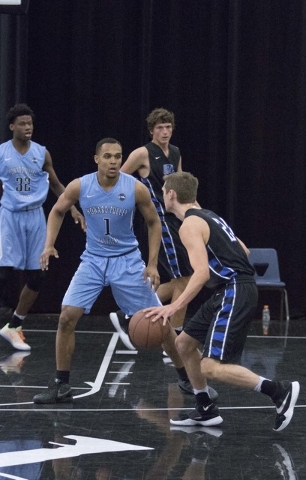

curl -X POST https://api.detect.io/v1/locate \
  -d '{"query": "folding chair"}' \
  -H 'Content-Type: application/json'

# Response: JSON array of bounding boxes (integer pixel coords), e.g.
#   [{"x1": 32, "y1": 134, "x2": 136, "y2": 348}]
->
[{"x1": 248, "y1": 248, "x2": 290, "y2": 337}]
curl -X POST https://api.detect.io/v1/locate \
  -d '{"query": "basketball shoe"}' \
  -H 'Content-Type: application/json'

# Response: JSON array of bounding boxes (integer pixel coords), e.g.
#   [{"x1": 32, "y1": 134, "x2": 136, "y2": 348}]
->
[
  {"x1": 0, "y1": 323, "x2": 31, "y2": 351},
  {"x1": 109, "y1": 311, "x2": 136, "y2": 350},
  {"x1": 272, "y1": 381, "x2": 300, "y2": 432},
  {"x1": 170, "y1": 403, "x2": 223, "y2": 427},
  {"x1": 33, "y1": 378, "x2": 73, "y2": 404}
]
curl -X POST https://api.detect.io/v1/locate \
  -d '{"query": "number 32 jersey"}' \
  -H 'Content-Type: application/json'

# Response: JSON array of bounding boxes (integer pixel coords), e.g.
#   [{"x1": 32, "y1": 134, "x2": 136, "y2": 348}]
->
[{"x1": 0, "y1": 140, "x2": 48, "y2": 211}]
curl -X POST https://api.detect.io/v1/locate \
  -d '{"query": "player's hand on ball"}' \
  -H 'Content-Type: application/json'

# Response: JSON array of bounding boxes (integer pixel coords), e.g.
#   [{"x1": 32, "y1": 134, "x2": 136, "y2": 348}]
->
[{"x1": 144, "y1": 305, "x2": 174, "y2": 326}]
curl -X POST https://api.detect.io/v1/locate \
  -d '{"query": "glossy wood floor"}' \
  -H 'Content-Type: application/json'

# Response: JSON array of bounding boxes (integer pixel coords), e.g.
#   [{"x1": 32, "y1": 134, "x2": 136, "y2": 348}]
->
[{"x1": 0, "y1": 312, "x2": 304, "y2": 480}]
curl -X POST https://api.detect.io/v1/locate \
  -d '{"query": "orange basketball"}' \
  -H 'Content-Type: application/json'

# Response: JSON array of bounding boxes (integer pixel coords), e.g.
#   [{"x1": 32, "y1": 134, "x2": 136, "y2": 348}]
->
[{"x1": 128, "y1": 309, "x2": 171, "y2": 349}]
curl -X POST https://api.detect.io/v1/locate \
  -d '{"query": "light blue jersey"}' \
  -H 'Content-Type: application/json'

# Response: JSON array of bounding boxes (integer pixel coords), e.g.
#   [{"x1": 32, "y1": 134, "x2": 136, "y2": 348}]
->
[
  {"x1": 0, "y1": 140, "x2": 48, "y2": 269},
  {"x1": 0, "y1": 140, "x2": 49, "y2": 211},
  {"x1": 63, "y1": 172, "x2": 161, "y2": 314},
  {"x1": 79, "y1": 171, "x2": 139, "y2": 257}
]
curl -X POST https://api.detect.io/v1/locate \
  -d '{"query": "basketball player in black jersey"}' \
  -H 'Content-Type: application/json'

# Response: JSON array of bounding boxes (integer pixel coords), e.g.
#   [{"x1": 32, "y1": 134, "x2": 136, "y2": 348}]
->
[
  {"x1": 120, "y1": 108, "x2": 193, "y2": 330},
  {"x1": 144, "y1": 172, "x2": 300, "y2": 432}
]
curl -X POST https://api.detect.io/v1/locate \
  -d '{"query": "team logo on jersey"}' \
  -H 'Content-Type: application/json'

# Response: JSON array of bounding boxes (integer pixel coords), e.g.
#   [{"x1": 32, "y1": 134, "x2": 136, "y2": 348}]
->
[
  {"x1": 163, "y1": 164, "x2": 174, "y2": 175},
  {"x1": 118, "y1": 193, "x2": 126, "y2": 201},
  {"x1": 32, "y1": 157, "x2": 38, "y2": 163}
]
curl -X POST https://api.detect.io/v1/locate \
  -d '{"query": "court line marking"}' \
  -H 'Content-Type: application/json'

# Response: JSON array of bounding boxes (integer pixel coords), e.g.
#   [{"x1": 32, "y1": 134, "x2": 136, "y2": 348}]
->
[
  {"x1": 21, "y1": 329, "x2": 306, "y2": 340},
  {"x1": 0, "y1": 405, "x2": 305, "y2": 412},
  {"x1": 0, "y1": 331, "x2": 304, "y2": 410},
  {"x1": 73, "y1": 333, "x2": 119, "y2": 399}
]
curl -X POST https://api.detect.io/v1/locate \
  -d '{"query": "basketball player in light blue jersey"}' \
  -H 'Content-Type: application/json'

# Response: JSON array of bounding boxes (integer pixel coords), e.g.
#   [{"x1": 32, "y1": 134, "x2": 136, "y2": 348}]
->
[
  {"x1": 33, "y1": 138, "x2": 209, "y2": 404},
  {"x1": 0, "y1": 103, "x2": 85, "y2": 351}
]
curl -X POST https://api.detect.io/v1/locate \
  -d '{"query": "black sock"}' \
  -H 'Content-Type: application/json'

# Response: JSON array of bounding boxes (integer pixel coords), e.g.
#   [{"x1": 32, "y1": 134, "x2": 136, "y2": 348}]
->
[
  {"x1": 176, "y1": 366, "x2": 189, "y2": 381},
  {"x1": 195, "y1": 391, "x2": 212, "y2": 407},
  {"x1": 260, "y1": 379, "x2": 279, "y2": 400},
  {"x1": 56, "y1": 370, "x2": 70, "y2": 384},
  {"x1": 8, "y1": 315, "x2": 22, "y2": 329}
]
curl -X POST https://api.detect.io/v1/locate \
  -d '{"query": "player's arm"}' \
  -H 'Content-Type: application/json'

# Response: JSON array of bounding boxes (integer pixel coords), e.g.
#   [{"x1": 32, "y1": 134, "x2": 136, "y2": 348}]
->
[
  {"x1": 144, "y1": 216, "x2": 210, "y2": 322},
  {"x1": 120, "y1": 147, "x2": 149, "y2": 178},
  {"x1": 40, "y1": 179, "x2": 81, "y2": 270},
  {"x1": 43, "y1": 150, "x2": 86, "y2": 230},
  {"x1": 135, "y1": 180, "x2": 161, "y2": 290}
]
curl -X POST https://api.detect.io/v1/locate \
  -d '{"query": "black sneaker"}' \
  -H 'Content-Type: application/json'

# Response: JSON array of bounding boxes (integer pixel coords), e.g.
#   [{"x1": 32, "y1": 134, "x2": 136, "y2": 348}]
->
[
  {"x1": 33, "y1": 379, "x2": 73, "y2": 404},
  {"x1": 109, "y1": 311, "x2": 135, "y2": 350},
  {"x1": 178, "y1": 379, "x2": 219, "y2": 403},
  {"x1": 273, "y1": 381, "x2": 300, "y2": 432},
  {"x1": 170, "y1": 403, "x2": 223, "y2": 427}
]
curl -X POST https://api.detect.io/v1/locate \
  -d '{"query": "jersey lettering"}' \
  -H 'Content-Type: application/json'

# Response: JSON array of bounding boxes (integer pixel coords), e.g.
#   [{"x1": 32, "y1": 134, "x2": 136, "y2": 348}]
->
[
  {"x1": 16, "y1": 176, "x2": 31, "y2": 192},
  {"x1": 212, "y1": 217, "x2": 236, "y2": 242}
]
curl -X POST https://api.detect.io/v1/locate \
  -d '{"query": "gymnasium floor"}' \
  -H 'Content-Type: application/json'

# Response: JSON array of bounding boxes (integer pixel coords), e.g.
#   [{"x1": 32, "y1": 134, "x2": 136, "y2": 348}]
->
[{"x1": 0, "y1": 313, "x2": 304, "y2": 480}]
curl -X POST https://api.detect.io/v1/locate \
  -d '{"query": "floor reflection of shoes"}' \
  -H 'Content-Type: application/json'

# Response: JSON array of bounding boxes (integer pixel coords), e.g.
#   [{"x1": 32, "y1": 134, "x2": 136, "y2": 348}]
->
[
  {"x1": 108, "y1": 361, "x2": 135, "y2": 398},
  {"x1": 170, "y1": 425, "x2": 223, "y2": 437},
  {"x1": 273, "y1": 443, "x2": 297, "y2": 479},
  {"x1": 0, "y1": 351, "x2": 31, "y2": 374},
  {"x1": 174, "y1": 425, "x2": 222, "y2": 464}
]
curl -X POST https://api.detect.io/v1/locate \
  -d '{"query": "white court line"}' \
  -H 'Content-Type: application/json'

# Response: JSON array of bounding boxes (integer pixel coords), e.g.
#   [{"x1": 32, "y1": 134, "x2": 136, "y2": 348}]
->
[
  {"x1": 0, "y1": 331, "x2": 304, "y2": 410},
  {"x1": 0, "y1": 404, "x2": 305, "y2": 412},
  {"x1": 73, "y1": 332, "x2": 120, "y2": 399},
  {"x1": 0, "y1": 332, "x2": 132, "y2": 406}
]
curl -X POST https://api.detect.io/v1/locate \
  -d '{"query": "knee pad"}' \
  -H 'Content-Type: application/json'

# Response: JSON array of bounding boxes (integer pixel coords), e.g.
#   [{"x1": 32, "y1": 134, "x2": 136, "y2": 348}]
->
[{"x1": 26, "y1": 269, "x2": 46, "y2": 292}]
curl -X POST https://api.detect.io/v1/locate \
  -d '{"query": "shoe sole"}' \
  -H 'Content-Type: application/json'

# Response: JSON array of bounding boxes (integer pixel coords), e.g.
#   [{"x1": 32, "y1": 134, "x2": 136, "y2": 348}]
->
[
  {"x1": 273, "y1": 381, "x2": 300, "y2": 432},
  {"x1": 109, "y1": 313, "x2": 136, "y2": 350},
  {"x1": 170, "y1": 415, "x2": 223, "y2": 427},
  {"x1": 0, "y1": 332, "x2": 31, "y2": 351}
]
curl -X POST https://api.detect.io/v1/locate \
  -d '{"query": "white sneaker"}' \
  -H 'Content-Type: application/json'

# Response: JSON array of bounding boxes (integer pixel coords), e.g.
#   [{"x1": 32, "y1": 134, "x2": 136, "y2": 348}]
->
[
  {"x1": 109, "y1": 312, "x2": 136, "y2": 350},
  {"x1": 0, "y1": 324, "x2": 31, "y2": 351}
]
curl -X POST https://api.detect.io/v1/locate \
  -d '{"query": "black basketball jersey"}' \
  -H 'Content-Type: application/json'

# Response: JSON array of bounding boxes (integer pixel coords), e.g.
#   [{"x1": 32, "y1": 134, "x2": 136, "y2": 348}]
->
[
  {"x1": 142, "y1": 142, "x2": 180, "y2": 216},
  {"x1": 184, "y1": 208, "x2": 255, "y2": 288}
]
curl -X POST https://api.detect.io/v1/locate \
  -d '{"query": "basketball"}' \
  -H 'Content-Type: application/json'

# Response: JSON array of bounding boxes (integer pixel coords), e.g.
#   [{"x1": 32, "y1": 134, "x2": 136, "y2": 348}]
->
[{"x1": 128, "y1": 309, "x2": 171, "y2": 349}]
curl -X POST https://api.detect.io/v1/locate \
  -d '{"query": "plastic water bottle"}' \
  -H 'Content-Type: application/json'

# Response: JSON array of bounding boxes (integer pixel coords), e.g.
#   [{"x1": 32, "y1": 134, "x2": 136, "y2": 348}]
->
[{"x1": 262, "y1": 305, "x2": 270, "y2": 335}]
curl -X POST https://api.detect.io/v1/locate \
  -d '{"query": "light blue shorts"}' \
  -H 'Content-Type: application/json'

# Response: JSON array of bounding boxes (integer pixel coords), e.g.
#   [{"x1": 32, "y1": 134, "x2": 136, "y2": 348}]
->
[
  {"x1": 0, "y1": 206, "x2": 46, "y2": 270},
  {"x1": 62, "y1": 249, "x2": 161, "y2": 315}
]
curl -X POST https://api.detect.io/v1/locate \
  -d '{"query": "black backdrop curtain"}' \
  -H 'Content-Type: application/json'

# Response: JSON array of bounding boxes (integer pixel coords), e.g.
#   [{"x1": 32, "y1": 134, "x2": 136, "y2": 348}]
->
[{"x1": 1, "y1": 0, "x2": 306, "y2": 316}]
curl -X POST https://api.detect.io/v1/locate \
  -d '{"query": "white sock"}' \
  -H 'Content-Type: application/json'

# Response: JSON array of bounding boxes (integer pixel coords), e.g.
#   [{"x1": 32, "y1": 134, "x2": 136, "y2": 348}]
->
[
  {"x1": 193, "y1": 386, "x2": 210, "y2": 395},
  {"x1": 13, "y1": 311, "x2": 26, "y2": 321},
  {"x1": 254, "y1": 376, "x2": 267, "y2": 393}
]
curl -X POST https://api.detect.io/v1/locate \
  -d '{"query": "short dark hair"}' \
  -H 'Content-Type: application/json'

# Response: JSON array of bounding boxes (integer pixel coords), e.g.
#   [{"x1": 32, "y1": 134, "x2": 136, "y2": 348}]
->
[
  {"x1": 146, "y1": 108, "x2": 175, "y2": 133},
  {"x1": 6, "y1": 103, "x2": 35, "y2": 125},
  {"x1": 163, "y1": 172, "x2": 198, "y2": 204},
  {"x1": 95, "y1": 138, "x2": 122, "y2": 154}
]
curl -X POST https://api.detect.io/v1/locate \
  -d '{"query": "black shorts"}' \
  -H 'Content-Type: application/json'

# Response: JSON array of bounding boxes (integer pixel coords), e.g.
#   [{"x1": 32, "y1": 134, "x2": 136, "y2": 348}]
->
[
  {"x1": 134, "y1": 211, "x2": 193, "y2": 283},
  {"x1": 184, "y1": 280, "x2": 258, "y2": 363},
  {"x1": 158, "y1": 213, "x2": 193, "y2": 283}
]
